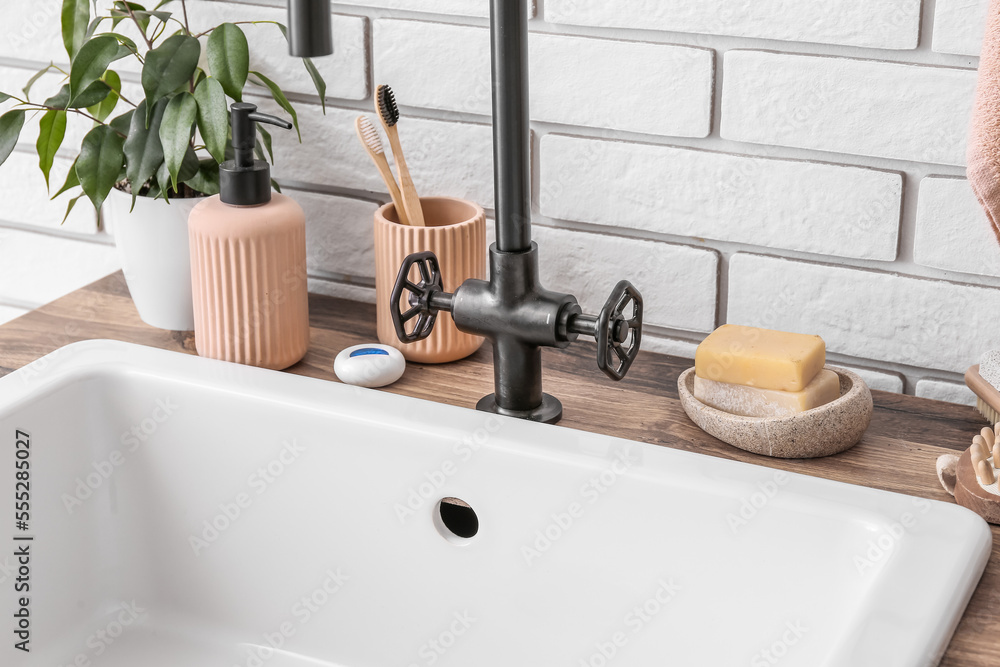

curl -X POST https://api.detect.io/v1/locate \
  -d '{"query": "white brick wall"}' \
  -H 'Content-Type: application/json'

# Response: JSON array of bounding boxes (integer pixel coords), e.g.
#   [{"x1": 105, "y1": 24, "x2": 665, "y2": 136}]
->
[
  {"x1": 545, "y1": 0, "x2": 922, "y2": 50},
  {"x1": 933, "y1": 0, "x2": 990, "y2": 56},
  {"x1": 0, "y1": 229, "x2": 119, "y2": 306},
  {"x1": 916, "y1": 378, "x2": 977, "y2": 405},
  {"x1": 727, "y1": 254, "x2": 1000, "y2": 375},
  {"x1": 0, "y1": 0, "x2": 997, "y2": 405},
  {"x1": 374, "y1": 20, "x2": 714, "y2": 137},
  {"x1": 914, "y1": 177, "x2": 999, "y2": 277},
  {"x1": 721, "y1": 51, "x2": 976, "y2": 166},
  {"x1": 539, "y1": 134, "x2": 902, "y2": 260},
  {"x1": 838, "y1": 366, "x2": 905, "y2": 394},
  {"x1": 339, "y1": 0, "x2": 534, "y2": 19},
  {"x1": 294, "y1": 190, "x2": 381, "y2": 280},
  {"x1": 532, "y1": 225, "x2": 719, "y2": 333},
  {"x1": 0, "y1": 1, "x2": 66, "y2": 64},
  {"x1": 0, "y1": 152, "x2": 98, "y2": 234}
]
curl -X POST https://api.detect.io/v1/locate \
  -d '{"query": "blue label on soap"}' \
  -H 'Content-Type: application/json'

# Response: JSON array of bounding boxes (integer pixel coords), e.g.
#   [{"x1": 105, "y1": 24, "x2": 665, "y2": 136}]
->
[{"x1": 350, "y1": 348, "x2": 390, "y2": 358}]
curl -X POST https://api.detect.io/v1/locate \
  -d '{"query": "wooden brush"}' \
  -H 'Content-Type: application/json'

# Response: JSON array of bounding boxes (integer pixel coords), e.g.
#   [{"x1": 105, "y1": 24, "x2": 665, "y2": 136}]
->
[
  {"x1": 355, "y1": 116, "x2": 409, "y2": 226},
  {"x1": 376, "y1": 85, "x2": 425, "y2": 227},
  {"x1": 966, "y1": 365, "x2": 1000, "y2": 425},
  {"x1": 938, "y1": 426, "x2": 1000, "y2": 525}
]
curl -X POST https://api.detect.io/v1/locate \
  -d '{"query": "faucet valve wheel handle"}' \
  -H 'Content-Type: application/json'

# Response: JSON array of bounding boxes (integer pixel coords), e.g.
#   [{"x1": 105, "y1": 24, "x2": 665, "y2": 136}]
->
[
  {"x1": 596, "y1": 280, "x2": 643, "y2": 381},
  {"x1": 390, "y1": 251, "x2": 450, "y2": 344}
]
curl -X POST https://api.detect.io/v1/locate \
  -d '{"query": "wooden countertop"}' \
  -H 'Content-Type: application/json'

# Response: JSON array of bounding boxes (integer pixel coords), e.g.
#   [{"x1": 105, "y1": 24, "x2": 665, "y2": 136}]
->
[{"x1": 0, "y1": 272, "x2": 995, "y2": 664}]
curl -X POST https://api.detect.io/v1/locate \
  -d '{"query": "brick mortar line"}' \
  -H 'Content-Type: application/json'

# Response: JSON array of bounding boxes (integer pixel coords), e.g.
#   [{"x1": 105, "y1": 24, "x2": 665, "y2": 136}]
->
[{"x1": 0, "y1": 59, "x2": 974, "y2": 178}]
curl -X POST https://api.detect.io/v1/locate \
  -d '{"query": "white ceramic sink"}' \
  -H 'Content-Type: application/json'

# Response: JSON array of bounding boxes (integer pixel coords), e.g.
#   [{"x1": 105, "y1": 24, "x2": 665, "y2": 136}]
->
[{"x1": 0, "y1": 340, "x2": 990, "y2": 666}]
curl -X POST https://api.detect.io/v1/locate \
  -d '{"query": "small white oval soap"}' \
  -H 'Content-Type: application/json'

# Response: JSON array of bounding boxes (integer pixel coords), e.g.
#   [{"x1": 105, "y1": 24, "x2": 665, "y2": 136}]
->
[{"x1": 334, "y1": 344, "x2": 405, "y2": 388}]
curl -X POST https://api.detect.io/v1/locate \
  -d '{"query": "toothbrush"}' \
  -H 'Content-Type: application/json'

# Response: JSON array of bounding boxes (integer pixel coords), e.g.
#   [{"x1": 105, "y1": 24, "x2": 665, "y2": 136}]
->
[
  {"x1": 355, "y1": 116, "x2": 410, "y2": 226},
  {"x1": 376, "y1": 85, "x2": 425, "y2": 227}
]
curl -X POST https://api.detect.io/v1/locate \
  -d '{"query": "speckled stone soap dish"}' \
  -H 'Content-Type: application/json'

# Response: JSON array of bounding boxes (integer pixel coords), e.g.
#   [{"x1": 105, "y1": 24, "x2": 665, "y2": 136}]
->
[{"x1": 677, "y1": 366, "x2": 874, "y2": 459}]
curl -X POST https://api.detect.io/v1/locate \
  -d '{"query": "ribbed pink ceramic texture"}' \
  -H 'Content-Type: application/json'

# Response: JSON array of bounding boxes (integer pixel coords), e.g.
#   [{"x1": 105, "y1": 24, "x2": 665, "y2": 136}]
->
[
  {"x1": 375, "y1": 197, "x2": 486, "y2": 363},
  {"x1": 189, "y1": 195, "x2": 310, "y2": 370}
]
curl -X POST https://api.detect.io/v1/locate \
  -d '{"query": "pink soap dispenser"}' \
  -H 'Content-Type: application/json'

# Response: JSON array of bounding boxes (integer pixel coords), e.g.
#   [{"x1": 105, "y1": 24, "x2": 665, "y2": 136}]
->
[{"x1": 188, "y1": 103, "x2": 310, "y2": 370}]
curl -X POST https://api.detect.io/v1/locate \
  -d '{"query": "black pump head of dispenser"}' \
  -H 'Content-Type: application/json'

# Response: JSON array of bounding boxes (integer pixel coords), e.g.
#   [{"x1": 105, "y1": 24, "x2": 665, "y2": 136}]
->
[{"x1": 220, "y1": 103, "x2": 293, "y2": 206}]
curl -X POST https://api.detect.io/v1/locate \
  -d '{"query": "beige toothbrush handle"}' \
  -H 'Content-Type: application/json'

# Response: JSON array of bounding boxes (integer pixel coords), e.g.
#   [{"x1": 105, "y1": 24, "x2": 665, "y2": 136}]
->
[
  {"x1": 372, "y1": 153, "x2": 409, "y2": 225},
  {"x1": 385, "y1": 127, "x2": 425, "y2": 227}
]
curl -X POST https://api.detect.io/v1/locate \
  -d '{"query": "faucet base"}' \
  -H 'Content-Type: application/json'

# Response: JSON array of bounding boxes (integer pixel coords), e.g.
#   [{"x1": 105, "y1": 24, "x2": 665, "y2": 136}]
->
[{"x1": 476, "y1": 393, "x2": 563, "y2": 424}]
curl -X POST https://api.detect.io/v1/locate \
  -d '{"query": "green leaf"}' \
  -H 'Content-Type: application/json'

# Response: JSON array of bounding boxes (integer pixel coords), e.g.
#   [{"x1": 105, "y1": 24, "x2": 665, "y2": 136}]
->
[
  {"x1": 179, "y1": 147, "x2": 200, "y2": 183},
  {"x1": 257, "y1": 124, "x2": 273, "y2": 164},
  {"x1": 51, "y1": 157, "x2": 81, "y2": 199},
  {"x1": 61, "y1": 194, "x2": 84, "y2": 225},
  {"x1": 111, "y1": 3, "x2": 172, "y2": 25},
  {"x1": 250, "y1": 71, "x2": 299, "y2": 141},
  {"x1": 185, "y1": 158, "x2": 220, "y2": 196},
  {"x1": 110, "y1": 109, "x2": 134, "y2": 136},
  {"x1": 110, "y1": 9, "x2": 172, "y2": 33},
  {"x1": 76, "y1": 125, "x2": 125, "y2": 212},
  {"x1": 302, "y1": 58, "x2": 327, "y2": 113},
  {"x1": 270, "y1": 178, "x2": 281, "y2": 194},
  {"x1": 141, "y1": 34, "x2": 201, "y2": 125},
  {"x1": 87, "y1": 71, "x2": 122, "y2": 123},
  {"x1": 36, "y1": 110, "x2": 67, "y2": 190},
  {"x1": 274, "y1": 23, "x2": 327, "y2": 113},
  {"x1": 61, "y1": 0, "x2": 91, "y2": 59},
  {"x1": 193, "y1": 77, "x2": 228, "y2": 164},
  {"x1": 22, "y1": 64, "x2": 56, "y2": 100},
  {"x1": 112, "y1": 35, "x2": 140, "y2": 60},
  {"x1": 124, "y1": 98, "x2": 167, "y2": 207},
  {"x1": 69, "y1": 35, "x2": 119, "y2": 106},
  {"x1": 74, "y1": 81, "x2": 112, "y2": 108},
  {"x1": 159, "y1": 92, "x2": 197, "y2": 191},
  {"x1": 85, "y1": 16, "x2": 107, "y2": 42},
  {"x1": 207, "y1": 23, "x2": 249, "y2": 102},
  {"x1": 44, "y1": 81, "x2": 111, "y2": 110},
  {"x1": 111, "y1": 2, "x2": 148, "y2": 32},
  {"x1": 0, "y1": 93, "x2": 10, "y2": 104},
  {"x1": 42, "y1": 87, "x2": 69, "y2": 109},
  {"x1": 155, "y1": 145, "x2": 198, "y2": 196},
  {"x1": 0, "y1": 110, "x2": 26, "y2": 168},
  {"x1": 110, "y1": 12, "x2": 132, "y2": 30}
]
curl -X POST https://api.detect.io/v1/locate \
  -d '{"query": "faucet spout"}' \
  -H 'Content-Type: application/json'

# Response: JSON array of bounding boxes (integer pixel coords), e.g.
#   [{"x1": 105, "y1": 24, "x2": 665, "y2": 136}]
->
[{"x1": 490, "y1": 0, "x2": 533, "y2": 253}]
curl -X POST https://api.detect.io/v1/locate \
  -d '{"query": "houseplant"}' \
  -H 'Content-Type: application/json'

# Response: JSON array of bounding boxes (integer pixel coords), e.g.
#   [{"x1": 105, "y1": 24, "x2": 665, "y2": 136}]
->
[{"x1": 0, "y1": 0, "x2": 325, "y2": 330}]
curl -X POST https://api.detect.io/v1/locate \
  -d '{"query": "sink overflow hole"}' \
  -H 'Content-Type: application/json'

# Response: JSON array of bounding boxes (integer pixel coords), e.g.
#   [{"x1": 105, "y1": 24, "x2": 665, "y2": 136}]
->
[{"x1": 437, "y1": 497, "x2": 479, "y2": 541}]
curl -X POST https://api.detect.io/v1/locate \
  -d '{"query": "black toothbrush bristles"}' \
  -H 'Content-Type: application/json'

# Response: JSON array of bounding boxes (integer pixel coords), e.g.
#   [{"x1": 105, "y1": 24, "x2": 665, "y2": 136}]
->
[{"x1": 378, "y1": 85, "x2": 400, "y2": 127}]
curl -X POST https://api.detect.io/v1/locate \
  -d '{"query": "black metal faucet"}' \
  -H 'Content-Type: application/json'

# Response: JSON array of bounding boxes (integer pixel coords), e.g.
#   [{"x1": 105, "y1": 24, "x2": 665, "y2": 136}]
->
[{"x1": 288, "y1": 0, "x2": 643, "y2": 424}]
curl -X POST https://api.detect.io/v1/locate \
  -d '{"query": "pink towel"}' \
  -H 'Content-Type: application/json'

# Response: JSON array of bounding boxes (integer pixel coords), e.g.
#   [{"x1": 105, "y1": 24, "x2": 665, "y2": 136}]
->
[{"x1": 969, "y1": 0, "x2": 1000, "y2": 245}]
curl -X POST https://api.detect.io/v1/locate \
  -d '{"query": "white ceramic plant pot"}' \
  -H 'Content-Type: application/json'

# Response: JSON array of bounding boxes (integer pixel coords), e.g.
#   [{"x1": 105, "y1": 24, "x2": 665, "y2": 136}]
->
[{"x1": 104, "y1": 187, "x2": 205, "y2": 331}]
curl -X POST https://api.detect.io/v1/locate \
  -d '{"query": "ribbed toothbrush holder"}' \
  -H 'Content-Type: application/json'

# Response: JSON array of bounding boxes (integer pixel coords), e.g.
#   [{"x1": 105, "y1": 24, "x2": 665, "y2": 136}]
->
[{"x1": 374, "y1": 197, "x2": 486, "y2": 363}]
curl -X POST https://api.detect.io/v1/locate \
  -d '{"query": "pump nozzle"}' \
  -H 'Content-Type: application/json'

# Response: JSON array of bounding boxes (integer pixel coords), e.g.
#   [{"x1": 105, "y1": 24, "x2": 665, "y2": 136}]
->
[{"x1": 221, "y1": 103, "x2": 294, "y2": 206}]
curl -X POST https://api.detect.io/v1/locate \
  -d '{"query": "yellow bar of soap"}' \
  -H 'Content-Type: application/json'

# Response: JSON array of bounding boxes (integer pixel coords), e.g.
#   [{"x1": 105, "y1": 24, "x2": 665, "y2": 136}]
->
[
  {"x1": 693, "y1": 369, "x2": 841, "y2": 418},
  {"x1": 695, "y1": 324, "x2": 826, "y2": 392}
]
